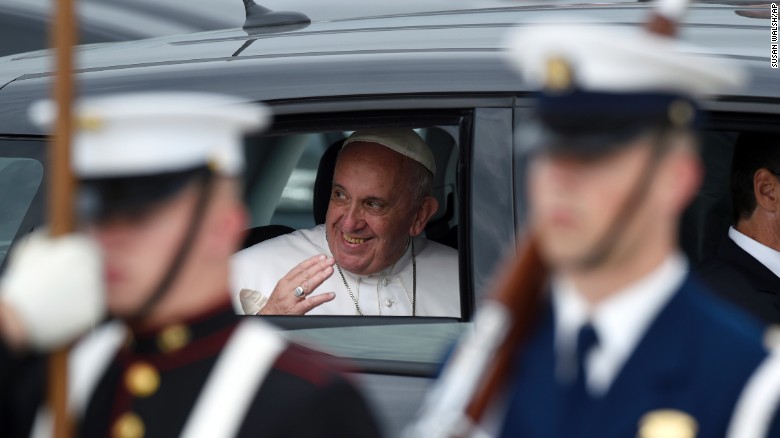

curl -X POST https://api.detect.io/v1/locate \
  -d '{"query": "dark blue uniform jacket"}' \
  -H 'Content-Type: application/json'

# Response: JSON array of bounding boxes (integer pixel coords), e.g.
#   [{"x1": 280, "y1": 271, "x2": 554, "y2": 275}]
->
[{"x1": 501, "y1": 274, "x2": 767, "y2": 438}]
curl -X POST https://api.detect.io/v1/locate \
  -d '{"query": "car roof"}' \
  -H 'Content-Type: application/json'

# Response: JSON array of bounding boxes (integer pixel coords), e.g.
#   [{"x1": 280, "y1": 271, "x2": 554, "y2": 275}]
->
[
  {"x1": 0, "y1": 2, "x2": 775, "y2": 135},
  {"x1": 0, "y1": 0, "x2": 244, "y2": 39}
]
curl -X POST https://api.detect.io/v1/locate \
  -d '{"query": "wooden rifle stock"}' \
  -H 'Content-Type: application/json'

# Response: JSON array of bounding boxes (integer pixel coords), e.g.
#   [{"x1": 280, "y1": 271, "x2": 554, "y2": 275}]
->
[
  {"x1": 406, "y1": 235, "x2": 549, "y2": 438},
  {"x1": 464, "y1": 235, "x2": 548, "y2": 424}
]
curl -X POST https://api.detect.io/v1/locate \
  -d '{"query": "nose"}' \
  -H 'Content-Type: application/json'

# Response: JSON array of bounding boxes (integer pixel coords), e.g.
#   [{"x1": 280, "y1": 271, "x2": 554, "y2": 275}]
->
[
  {"x1": 539, "y1": 155, "x2": 585, "y2": 187},
  {"x1": 90, "y1": 219, "x2": 131, "y2": 249},
  {"x1": 341, "y1": 202, "x2": 366, "y2": 232}
]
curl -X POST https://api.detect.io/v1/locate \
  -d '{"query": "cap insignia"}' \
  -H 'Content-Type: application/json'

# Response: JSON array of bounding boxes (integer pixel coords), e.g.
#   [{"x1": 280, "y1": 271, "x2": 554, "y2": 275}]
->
[
  {"x1": 544, "y1": 56, "x2": 574, "y2": 92},
  {"x1": 78, "y1": 113, "x2": 104, "y2": 132},
  {"x1": 207, "y1": 158, "x2": 221, "y2": 173},
  {"x1": 668, "y1": 100, "x2": 694, "y2": 128}
]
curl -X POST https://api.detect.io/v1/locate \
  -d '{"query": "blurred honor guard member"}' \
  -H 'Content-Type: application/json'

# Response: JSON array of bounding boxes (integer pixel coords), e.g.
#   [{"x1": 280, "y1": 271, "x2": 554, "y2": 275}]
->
[
  {"x1": 0, "y1": 93, "x2": 380, "y2": 437},
  {"x1": 496, "y1": 25, "x2": 768, "y2": 437},
  {"x1": 232, "y1": 128, "x2": 460, "y2": 316}
]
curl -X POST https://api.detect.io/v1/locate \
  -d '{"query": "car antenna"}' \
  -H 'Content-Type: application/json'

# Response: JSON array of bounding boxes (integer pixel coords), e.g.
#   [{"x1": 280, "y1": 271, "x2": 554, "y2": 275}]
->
[
  {"x1": 231, "y1": 0, "x2": 311, "y2": 56},
  {"x1": 242, "y1": 0, "x2": 310, "y2": 31}
]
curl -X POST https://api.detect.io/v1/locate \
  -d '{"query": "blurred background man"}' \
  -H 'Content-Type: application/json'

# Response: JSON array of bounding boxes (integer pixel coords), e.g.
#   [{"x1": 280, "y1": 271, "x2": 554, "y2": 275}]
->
[{"x1": 698, "y1": 132, "x2": 780, "y2": 324}]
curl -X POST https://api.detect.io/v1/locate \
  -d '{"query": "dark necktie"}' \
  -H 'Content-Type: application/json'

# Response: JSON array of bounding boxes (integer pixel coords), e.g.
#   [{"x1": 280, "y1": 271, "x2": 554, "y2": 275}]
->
[
  {"x1": 560, "y1": 323, "x2": 600, "y2": 436},
  {"x1": 574, "y1": 323, "x2": 599, "y2": 396}
]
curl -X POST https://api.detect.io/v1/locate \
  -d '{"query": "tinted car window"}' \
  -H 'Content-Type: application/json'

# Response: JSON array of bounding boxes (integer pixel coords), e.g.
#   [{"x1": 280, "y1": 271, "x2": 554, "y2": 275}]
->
[
  {"x1": 269, "y1": 133, "x2": 338, "y2": 230},
  {"x1": 238, "y1": 121, "x2": 465, "y2": 317},
  {"x1": 0, "y1": 157, "x2": 43, "y2": 265}
]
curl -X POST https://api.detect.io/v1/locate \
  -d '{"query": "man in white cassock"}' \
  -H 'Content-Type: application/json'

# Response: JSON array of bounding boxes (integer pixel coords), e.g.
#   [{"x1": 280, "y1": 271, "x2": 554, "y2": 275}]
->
[{"x1": 232, "y1": 128, "x2": 460, "y2": 316}]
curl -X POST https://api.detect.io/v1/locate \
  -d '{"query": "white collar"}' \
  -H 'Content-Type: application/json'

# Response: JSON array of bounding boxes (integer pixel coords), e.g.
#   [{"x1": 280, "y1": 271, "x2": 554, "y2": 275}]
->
[
  {"x1": 729, "y1": 226, "x2": 780, "y2": 279},
  {"x1": 366, "y1": 237, "x2": 415, "y2": 279},
  {"x1": 552, "y1": 253, "x2": 688, "y2": 395}
]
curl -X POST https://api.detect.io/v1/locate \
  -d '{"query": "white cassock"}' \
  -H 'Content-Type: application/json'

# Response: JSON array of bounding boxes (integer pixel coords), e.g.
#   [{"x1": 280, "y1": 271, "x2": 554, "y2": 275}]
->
[{"x1": 231, "y1": 224, "x2": 460, "y2": 317}]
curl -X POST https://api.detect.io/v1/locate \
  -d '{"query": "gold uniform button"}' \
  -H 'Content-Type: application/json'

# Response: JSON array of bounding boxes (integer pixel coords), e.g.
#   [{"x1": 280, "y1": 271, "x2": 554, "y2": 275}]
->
[
  {"x1": 125, "y1": 362, "x2": 160, "y2": 397},
  {"x1": 112, "y1": 412, "x2": 145, "y2": 438},
  {"x1": 157, "y1": 324, "x2": 191, "y2": 353},
  {"x1": 638, "y1": 409, "x2": 698, "y2": 438}
]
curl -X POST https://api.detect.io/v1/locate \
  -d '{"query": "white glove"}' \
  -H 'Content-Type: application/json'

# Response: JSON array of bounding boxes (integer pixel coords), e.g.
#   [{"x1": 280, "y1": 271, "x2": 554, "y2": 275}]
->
[{"x1": 1, "y1": 230, "x2": 106, "y2": 350}]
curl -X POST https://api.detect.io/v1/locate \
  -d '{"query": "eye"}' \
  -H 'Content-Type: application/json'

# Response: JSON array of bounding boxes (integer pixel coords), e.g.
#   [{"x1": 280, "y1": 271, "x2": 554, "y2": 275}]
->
[
  {"x1": 331, "y1": 189, "x2": 347, "y2": 201},
  {"x1": 366, "y1": 200, "x2": 383, "y2": 209}
]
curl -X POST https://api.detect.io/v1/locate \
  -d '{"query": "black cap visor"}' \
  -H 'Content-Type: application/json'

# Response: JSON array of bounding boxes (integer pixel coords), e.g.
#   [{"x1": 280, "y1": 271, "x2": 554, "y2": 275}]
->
[
  {"x1": 78, "y1": 166, "x2": 211, "y2": 222},
  {"x1": 520, "y1": 90, "x2": 700, "y2": 158},
  {"x1": 518, "y1": 120, "x2": 656, "y2": 159}
]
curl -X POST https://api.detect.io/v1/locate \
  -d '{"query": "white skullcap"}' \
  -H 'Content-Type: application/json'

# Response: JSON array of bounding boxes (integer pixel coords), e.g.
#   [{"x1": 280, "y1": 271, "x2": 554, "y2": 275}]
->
[
  {"x1": 29, "y1": 92, "x2": 270, "y2": 178},
  {"x1": 343, "y1": 128, "x2": 436, "y2": 175}
]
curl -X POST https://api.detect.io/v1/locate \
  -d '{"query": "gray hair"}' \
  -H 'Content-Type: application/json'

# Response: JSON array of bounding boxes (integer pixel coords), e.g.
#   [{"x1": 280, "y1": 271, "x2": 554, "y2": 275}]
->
[{"x1": 407, "y1": 160, "x2": 434, "y2": 205}]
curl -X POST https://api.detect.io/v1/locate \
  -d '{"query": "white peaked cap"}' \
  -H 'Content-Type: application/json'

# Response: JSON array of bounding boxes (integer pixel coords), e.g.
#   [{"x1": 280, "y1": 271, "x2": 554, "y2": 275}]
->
[
  {"x1": 29, "y1": 92, "x2": 271, "y2": 178},
  {"x1": 505, "y1": 23, "x2": 747, "y2": 97}
]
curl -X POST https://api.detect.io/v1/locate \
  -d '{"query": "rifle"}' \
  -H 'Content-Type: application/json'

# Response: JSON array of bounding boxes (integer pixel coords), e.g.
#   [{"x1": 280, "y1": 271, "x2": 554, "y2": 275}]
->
[
  {"x1": 48, "y1": 0, "x2": 77, "y2": 436},
  {"x1": 406, "y1": 235, "x2": 547, "y2": 437}
]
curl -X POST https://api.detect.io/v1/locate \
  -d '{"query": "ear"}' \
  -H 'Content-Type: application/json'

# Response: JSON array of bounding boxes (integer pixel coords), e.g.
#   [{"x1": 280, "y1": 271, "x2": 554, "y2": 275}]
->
[
  {"x1": 754, "y1": 168, "x2": 779, "y2": 213},
  {"x1": 652, "y1": 146, "x2": 701, "y2": 220},
  {"x1": 408, "y1": 196, "x2": 439, "y2": 237}
]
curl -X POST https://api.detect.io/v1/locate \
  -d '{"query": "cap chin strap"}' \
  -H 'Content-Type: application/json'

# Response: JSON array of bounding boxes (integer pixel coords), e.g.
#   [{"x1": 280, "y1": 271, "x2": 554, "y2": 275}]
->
[
  {"x1": 126, "y1": 171, "x2": 215, "y2": 322},
  {"x1": 572, "y1": 131, "x2": 673, "y2": 271}
]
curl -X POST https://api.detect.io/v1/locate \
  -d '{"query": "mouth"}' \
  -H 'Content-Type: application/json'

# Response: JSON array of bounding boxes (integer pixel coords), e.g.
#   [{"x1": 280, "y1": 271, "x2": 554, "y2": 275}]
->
[
  {"x1": 342, "y1": 232, "x2": 370, "y2": 245},
  {"x1": 548, "y1": 213, "x2": 576, "y2": 226},
  {"x1": 545, "y1": 206, "x2": 579, "y2": 227}
]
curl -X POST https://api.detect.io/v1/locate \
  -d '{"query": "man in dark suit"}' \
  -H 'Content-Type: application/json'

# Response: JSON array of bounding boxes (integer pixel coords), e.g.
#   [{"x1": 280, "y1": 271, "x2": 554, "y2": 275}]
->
[
  {"x1": 0, "y1": 92, "x2": 381, "y2": 437},
  {"x1": 697, "y1": 132, "x2": 780, "y2": 324}
]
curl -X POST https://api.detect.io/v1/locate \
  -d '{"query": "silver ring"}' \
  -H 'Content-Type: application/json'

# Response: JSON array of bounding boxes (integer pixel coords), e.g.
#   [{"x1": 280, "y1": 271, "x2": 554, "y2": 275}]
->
[{"x1": 293, "y1": 286, "x2": 305, "y2": 298}]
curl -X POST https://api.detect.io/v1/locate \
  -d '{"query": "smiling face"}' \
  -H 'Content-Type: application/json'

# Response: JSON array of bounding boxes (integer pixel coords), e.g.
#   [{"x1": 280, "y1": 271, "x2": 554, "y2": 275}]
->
[{"x1": 325, "y1": 142, "x2": 437, "y2": 275}]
